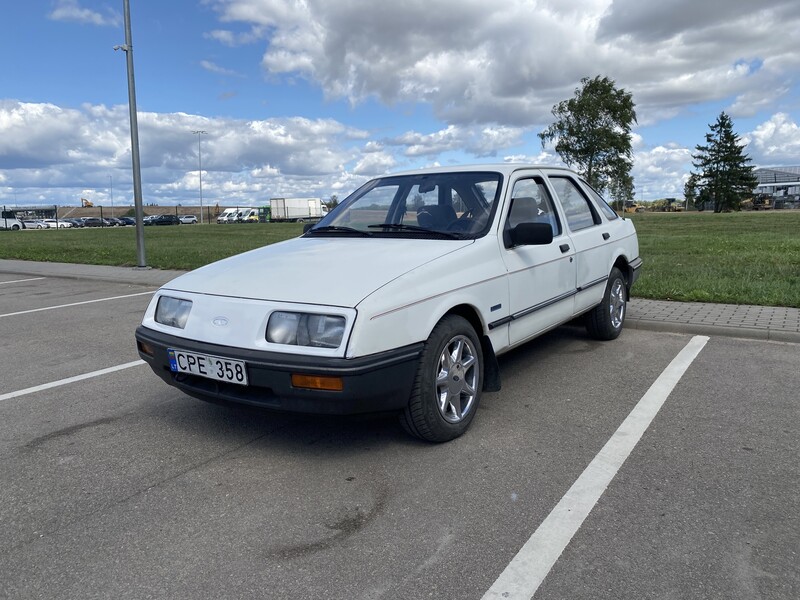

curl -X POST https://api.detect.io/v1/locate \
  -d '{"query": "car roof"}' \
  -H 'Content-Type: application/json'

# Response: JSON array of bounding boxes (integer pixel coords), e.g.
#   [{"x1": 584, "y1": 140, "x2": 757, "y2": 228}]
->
[{"x1": 382, "y1": 163, "x2": 576, "y2": 178}]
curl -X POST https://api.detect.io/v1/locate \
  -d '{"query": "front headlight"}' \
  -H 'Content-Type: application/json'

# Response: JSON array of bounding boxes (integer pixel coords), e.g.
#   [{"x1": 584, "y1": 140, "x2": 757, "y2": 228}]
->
[
  {"x1": 267, "y1": 311, "x2": 345, "y2": 349},
  {"x1": 154, "y1": 296, "x2": 192, "y2": 329}
]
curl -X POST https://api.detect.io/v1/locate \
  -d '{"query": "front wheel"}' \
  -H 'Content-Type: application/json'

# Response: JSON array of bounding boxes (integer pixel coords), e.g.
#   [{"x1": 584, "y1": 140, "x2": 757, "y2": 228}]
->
[
  {"x1": 585, "y1": 267, "x2": 627, "y2": 340},
  {"x1": 400, "y1": 315, "x2": 483, "y2": 442}
]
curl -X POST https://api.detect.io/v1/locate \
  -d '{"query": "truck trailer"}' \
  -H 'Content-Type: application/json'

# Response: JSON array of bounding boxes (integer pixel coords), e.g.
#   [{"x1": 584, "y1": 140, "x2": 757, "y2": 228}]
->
[{"x1": 268, "y1": 198, "x2": 328, "y2": 222}]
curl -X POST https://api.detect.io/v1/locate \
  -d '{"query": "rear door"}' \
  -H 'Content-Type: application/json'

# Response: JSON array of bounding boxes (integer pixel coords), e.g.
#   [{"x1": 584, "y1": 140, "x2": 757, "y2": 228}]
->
[{"x1": 543, "y1": 172, "x2": 612, "y2": 314}]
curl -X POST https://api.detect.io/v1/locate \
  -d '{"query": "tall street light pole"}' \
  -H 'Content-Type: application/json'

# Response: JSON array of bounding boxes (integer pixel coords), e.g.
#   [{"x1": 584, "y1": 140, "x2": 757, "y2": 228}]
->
[
  {"x1": 192, "y1": 130, "x2": 208, "y2": 224},
  {"x1": 115, "y1": 0, "x2": 146, "y2": 267},
  {"x1": 109, "y1": 175, "x2": 114, "y2": 218}
]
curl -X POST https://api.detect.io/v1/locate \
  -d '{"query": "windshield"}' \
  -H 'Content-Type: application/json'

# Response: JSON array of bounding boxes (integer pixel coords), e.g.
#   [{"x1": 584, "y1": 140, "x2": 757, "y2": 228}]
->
[{"x1": 307, "y1": 171, "x2": 502, "y2": 238}]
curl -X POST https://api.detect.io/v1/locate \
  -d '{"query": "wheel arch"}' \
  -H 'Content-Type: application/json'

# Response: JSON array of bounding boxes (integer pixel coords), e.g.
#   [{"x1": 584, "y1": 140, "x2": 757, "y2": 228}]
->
[
  {"x1": 442, "y1": 304, "x2": 501, "y2": 392},
  {"x1": 612, "y1": 255, "x2": 632, "y2": 298}
]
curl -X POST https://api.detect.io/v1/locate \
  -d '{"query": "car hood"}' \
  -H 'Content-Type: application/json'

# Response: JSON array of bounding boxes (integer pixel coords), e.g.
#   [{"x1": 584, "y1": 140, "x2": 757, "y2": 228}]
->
[{"x1": 162, "y1": 236, "x2": 473, "y2": 308}]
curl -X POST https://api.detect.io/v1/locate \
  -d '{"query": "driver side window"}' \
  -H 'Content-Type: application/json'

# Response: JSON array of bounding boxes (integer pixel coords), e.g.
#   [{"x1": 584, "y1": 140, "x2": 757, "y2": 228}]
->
[{"x1": 507, "y1": 177, "x2": 561, "y2": 236}]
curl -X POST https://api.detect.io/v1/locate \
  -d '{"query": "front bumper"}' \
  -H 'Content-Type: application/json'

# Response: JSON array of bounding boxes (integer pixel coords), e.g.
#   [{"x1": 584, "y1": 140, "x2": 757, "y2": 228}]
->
[{"x1": 135, "y1": 326, "x2": 422, "y2": 415}]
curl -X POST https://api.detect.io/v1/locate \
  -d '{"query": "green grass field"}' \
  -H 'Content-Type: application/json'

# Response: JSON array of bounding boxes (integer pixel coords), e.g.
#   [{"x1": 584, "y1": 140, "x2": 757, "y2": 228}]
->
[
  {"x1": 2, "y1": 212, "x2": 799, "y2": 307},
  {"x1": 0, "y1": 223, "x2": 304, "y2": 271},
  {"x1": 629, "y1": 211, "x2": 800, "y2": 308}
]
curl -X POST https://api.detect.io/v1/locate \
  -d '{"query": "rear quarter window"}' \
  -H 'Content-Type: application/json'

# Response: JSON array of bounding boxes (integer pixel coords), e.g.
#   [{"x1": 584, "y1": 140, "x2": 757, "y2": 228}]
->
[{"x1": 583, "y1": 183, "x2": 619, "y2": 221}]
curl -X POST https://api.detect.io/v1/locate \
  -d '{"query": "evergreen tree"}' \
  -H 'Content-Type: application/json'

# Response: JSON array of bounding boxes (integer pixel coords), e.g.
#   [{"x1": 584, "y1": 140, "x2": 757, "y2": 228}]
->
[
  {"x1": 539, "y1": 75, "x2": 637, "y2": 194},
  {"x1": 691, "y1": 112, "x2": 757, "y2": 213},
  {"x1": 683, "y1": 172, "x2": 699, "y2": 210}
]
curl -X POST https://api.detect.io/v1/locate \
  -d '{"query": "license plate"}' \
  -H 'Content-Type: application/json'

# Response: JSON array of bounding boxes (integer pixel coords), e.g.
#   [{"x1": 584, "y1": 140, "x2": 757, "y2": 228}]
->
[{"x1": 168, "y1": 348, "x2": 248, "y2": 386}]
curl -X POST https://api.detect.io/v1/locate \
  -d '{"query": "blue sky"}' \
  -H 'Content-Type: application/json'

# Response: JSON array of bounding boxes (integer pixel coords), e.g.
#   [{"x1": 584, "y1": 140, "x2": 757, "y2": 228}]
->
[{"x1": 2, "y1": 0, "x2": 799, "y2": 208}]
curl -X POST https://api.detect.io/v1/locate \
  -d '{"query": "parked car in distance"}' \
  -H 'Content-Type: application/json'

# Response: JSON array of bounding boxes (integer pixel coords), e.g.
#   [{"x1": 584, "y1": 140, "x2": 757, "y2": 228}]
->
[
  {"x1": 105, "y1": 217, "x2": 123, "y2": 227},
  {"x1": 136, "y1": 164, "x2": 642, "y2": 442},
  {"x1": 22, "y1": 219, "x2": 48, "y2": 229},
  {"x1": 118, "y1": 217, "x2": 136, "y2": 226},
  {"x1": 42, "y1": 219, "x2": 72, "y2": 228},
  {"x1": 179, "y1": 214, "x2": 198, "y2": 224},
  {"x1": 151, "y1": 214, "x2": 181, "y2": 226},
  {"x1": 82, "y1": 217, "x2": 111, "y2": 227}
]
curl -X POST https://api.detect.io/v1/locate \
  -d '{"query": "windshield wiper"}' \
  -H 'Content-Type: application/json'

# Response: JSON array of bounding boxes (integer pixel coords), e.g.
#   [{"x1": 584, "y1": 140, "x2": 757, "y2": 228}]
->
[
  {"x1": 367, "y1": 223, "x2": 461, "y2": 239},
  {"x1": 306, "y1": 225, "x2": 372, "y2": 237}
]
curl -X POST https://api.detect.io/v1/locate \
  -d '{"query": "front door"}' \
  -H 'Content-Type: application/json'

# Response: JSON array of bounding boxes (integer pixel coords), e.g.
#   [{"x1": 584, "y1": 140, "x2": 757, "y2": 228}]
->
[{"x1": 500, "y1": 174, "x2": 576, "y2": 346}]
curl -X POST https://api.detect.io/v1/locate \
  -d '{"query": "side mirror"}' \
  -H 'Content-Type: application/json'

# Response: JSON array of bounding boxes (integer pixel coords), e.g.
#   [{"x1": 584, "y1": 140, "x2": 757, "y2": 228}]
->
[{"x1": 508, "y1": 222, "x2": 553, "y2": 247}]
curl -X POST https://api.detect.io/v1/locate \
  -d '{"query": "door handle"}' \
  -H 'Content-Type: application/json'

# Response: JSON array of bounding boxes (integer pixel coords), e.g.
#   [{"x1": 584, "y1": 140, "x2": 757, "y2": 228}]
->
[
  {"x1": 602, "y1": 232, "x2": 610, "y2": 240},
  {"x1": 559, "y1": 244, "x2": 570, "y2": 253}
]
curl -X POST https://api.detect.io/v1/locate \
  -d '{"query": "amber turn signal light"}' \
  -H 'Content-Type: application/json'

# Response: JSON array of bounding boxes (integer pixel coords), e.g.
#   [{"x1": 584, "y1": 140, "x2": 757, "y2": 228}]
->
[{"x1": 291, "y1": 374, "x2": 344, "y2": 391}]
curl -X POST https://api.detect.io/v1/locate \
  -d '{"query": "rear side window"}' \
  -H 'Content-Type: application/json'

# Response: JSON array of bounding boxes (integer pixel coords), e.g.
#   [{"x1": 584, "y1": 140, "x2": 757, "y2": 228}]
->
[{"x1": 548, "y1": 176, "x2": 599, "y2": 231}]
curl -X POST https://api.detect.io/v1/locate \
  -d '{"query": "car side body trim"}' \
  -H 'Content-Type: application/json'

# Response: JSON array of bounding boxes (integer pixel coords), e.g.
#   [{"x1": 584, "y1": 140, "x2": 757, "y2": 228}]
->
[
  {"x1": 577, "y1": 276, "x2": 609, "y2": 293},
  {"x1": 488, "y1": 289, "x2": 577, "y2": 330}
]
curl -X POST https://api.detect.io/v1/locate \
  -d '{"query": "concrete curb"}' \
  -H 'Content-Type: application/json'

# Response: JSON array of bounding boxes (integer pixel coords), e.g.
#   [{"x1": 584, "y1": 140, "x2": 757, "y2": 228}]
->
[{"x1": 626, "y1": 317, "x2": 800, "y2": 344}]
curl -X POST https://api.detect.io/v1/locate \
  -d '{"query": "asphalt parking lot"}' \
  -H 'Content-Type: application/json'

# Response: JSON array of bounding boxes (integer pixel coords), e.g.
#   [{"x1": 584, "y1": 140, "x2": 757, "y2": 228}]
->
[{"x1": 1, "y1": 270, "x2": 798, "y2": 600}]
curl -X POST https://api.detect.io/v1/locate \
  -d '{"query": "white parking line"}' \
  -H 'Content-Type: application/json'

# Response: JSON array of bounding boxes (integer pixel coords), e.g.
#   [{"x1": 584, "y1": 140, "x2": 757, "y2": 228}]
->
[
  {"x1": 0, "y1": 277, "x2": 46, "y2": 285},
  {"x1": 0, "y1": 290, "x2": 155, "y2": 319},
  {"x1": 482, "y1": 335, "x2": 710, "y2": 600},
  {"x1": 0, "y1": 360, "x2": 146, "y2": 403}
]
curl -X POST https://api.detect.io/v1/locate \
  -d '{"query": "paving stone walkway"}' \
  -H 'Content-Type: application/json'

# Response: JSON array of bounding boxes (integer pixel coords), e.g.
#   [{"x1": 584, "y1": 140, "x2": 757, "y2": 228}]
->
[{"x1": 627, "y1": 298, "x2": 800, "y2": 342}]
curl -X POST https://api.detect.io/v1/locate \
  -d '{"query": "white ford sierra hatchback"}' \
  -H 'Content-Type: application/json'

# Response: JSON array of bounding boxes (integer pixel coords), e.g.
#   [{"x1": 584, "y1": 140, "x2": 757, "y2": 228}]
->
[{"x1": 136, "y1": 164, "x2": 642, "y2": 442}]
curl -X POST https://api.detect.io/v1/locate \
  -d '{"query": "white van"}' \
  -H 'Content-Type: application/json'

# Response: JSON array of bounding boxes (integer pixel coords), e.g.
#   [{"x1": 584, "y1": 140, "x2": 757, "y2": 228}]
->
[
  {"x1": 239, "y1": 208, "x2": 259, "y2": 223},
  {"x1": 216, "y1": 208, "x2": 238, "y2": 224},
  {"x1": 1, "y1": 210, "x2": 23, "y2": 230}
]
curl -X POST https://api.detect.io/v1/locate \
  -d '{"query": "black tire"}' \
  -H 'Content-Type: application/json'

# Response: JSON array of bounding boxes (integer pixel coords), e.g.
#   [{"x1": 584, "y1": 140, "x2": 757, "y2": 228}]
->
[
  {"x1": 400, "y1": 315, "x2": 483, "y2": 442},
  {"x1": 585, "y1": 267, "x2": 627, "y2": 340}
]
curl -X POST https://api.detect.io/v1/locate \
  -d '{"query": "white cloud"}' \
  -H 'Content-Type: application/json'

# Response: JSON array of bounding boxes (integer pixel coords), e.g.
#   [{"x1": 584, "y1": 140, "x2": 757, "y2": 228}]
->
[
  {"x1": 387, "y1": 124, "x2": 526, "y2": 158},
  {"x1": 0, "y1": 100, "x2": 377, "y2": 206},
  {"x1": 747, "y1": 113, "x2": 800, "y2": 164},
  {"x1": 48, "y1": 0, "x2": 121, "y2": 27},
  {"x1": 205, "y1": 26, "x2": 266, "y2": 46},
  {"x1": 205, "y1": 0, "x2": 800, "y2": 128},
  {"x1": 200, "y1": 60, "x2": 244, "y2": 78},
  {"x1": 7, "y1": 2, "x2": 800, "y2": 206},
  {"x1": 352, "y1": 152, "x2": 396, "y2": 176},
  {"x1": 631, "y1": 144, "x2": 694, "y2": 199}
]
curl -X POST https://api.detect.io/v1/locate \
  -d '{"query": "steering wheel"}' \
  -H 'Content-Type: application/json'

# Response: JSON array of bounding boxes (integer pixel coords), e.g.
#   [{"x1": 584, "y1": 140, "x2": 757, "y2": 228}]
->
[{"x1": 447, "y1": 218, "x2": 476, "y2": 232}]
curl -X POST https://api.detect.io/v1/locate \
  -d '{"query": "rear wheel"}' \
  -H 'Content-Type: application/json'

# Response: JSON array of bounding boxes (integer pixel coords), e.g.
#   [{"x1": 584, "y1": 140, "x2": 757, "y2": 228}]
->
[
  {"x1": 585, "y1": 267, "x2": 627, "y2": 340},
  {"x1": 400, "y1": 315, "x2": 483, "y2": 442}
]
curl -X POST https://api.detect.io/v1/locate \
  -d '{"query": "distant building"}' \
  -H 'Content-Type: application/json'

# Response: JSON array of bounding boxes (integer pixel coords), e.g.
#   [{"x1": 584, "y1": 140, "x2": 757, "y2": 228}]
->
[
  {"x1": 755, "y1": 166, "x2": 800, "y2": 197},
  {"x1": 1, "y1": 205, "x2": 57, "y2": 219}
]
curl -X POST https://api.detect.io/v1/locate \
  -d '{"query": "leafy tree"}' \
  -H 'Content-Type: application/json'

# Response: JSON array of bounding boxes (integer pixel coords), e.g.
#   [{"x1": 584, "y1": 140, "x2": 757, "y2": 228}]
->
[
  {"x1": 326, "y1": 194, "x2": 339, "y2": 210},
  {"x1": 691, "y1": 112, "x2": 757, "y2": 213},
  {"x1": 607, "y1": 170, "x2": 635, "y2": 212},
  {"x1": 539, "y1": 75, "x2": 637, "y2": 194}
]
